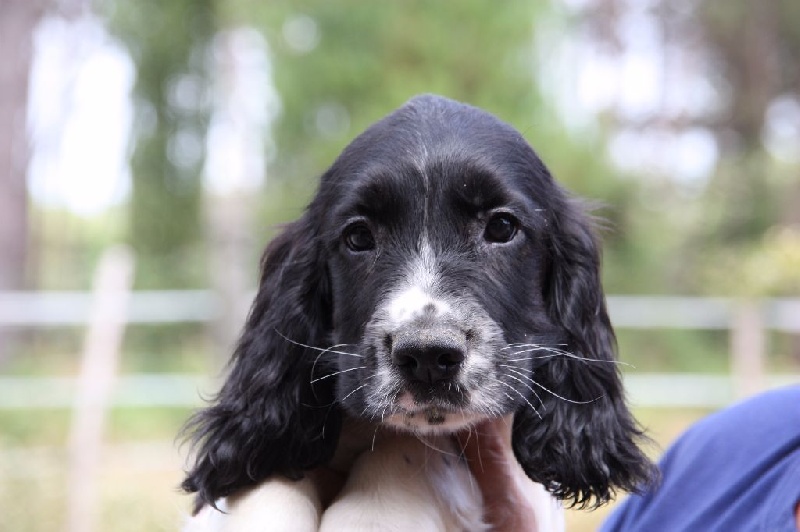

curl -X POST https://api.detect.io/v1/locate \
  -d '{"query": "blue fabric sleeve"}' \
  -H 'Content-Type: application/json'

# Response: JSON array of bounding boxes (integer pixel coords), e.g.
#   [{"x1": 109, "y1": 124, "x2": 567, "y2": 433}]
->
[{"x1": 601, "y1": 385, "x2": 800, "y2": 532}]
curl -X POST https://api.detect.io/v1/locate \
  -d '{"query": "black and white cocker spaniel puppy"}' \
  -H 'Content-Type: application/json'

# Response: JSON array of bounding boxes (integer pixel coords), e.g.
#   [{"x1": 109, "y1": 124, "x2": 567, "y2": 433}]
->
[{"x1": 182, "y1": 95, "x2": 654, "y2": 531}]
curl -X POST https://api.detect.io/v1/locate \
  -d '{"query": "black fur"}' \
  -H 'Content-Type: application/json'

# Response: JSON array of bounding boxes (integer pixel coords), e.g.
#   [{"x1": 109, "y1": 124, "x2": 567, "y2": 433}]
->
[
  {"x1": 181, "y1": 216, "x2": 341, "y2": 510},
  {"x1": 512, "y1": 197, "x2": 655, "y2": 507},
  {"x1": 182, "y1": 94, "x2": 655, "y2": 511}
]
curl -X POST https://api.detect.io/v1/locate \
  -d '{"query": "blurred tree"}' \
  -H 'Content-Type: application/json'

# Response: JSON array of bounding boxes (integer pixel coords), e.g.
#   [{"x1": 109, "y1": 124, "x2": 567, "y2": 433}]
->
[
  {"x1": 221, "y1": 0, "x2": 647, "y2": 294},
  {"x1": 694, "y1": 0, "x2": 800, "y2": 246},
  {"x1": 576, "y1": 0, "x2": 800, "y2": 366},
  {"x1": 0, "y1": 0, "x2": 46, "y2": 361},
  {"x1": 106, "y1": 0, "x2": 216, "y2": 289},
  {"x1": 285, "y1": 2, "x2": 541, "y2": 180},
  {"x1": 226, "y1": 1, "x2": 541, "y2": 208},
  {"x1": 683, "y1": 0, "x2": 800, "y2": 297},
  {"x1": 0, "y1": 0, "x2": 43, "y2": 293},
  {"x1": 579, "y1": 0, "x2": 800, "y2": 294}
]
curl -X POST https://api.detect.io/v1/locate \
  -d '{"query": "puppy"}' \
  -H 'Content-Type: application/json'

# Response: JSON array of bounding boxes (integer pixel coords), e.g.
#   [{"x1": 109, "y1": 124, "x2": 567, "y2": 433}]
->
[{"x1": 182, "y1": 95, "x2": 654, "y2": 531}]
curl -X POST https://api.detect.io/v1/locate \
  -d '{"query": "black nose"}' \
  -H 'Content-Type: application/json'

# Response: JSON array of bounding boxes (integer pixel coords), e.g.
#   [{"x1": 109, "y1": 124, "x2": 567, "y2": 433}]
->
[{"x1": 391, "y1": 338, "x2": 466, "y2": 384}]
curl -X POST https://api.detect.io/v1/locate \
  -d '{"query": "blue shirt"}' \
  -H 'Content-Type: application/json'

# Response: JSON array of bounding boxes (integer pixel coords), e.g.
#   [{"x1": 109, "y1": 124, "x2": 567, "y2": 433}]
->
[{"x1": 602, "y1": 385, "x2": 800, "y2": 532}]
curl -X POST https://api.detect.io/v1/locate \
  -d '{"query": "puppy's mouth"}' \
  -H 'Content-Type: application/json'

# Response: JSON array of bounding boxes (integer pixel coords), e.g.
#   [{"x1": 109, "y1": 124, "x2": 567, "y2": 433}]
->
[
  {"x1": 405, "y1": 405, "x2": 448, "y2": 425},
  {"x1": 382, "y1": 392, "x2": 485, "y2": 433}
]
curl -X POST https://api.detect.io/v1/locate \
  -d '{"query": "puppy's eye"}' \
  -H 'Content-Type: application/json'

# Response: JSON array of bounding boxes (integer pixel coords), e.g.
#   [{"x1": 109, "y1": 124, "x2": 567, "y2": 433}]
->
[
  {"x1": 343, "y1": 223, "x2": 375, "y2": 252},
  {"x1": 484, "y1": 213, "x2": 518, "y2": 243}
]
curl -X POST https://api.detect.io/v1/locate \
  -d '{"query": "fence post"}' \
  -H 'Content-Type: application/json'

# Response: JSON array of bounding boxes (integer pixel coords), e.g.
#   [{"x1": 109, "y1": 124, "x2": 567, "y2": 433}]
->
[
  {"x1": 206, "y1": 194, "x2": 252, "y2": 365},
  {"x1": 730, "y1": 300, "x2": 766, "y2": 399},
  {"x1": 66, "y1": 246, "x2": 134, "y2": 532}
]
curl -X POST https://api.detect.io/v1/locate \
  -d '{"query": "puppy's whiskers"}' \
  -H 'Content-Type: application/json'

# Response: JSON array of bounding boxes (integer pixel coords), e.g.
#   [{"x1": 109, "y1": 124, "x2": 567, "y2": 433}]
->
[
  {"x1": 370, "y1": 407, "x2": 389, "y2": 452},
  {"x1": 275, "y1": 330, "x2": 362, "y2": 358},
  {"x1": 310, "y1": 366, "x2": 366, "y2": 384},
  {"x1": 500, "y1": 364, "x2": 604, "y2": 404},
  {"x1": 503, "y1": 343, "x2": 632, "y2": 367},
  {"x1": 371, "y1": 424, "x2": 380, "y2": 452},
  {"x1": 496, "y1": 379, "x2": 542, "y2": 420},
  {"x1": 307, "y1": 341, "x2": 360, "y2": 384},
  {"x1": 459, "y1": 427, "x2": 480, "y2": 497},
  {"x1": 499, "y1": 391, "x2": 517, "y2": 413},
  {"x1": 340, "y1": 383, "x2": 369, "y2": 403},
  {"x1": 499, "y1": 370, "x2": 545, "y2": 411}
]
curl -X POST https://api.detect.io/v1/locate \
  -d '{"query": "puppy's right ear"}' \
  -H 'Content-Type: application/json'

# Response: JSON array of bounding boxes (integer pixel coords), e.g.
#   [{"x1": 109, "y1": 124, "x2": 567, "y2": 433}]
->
[
  {"x1": 181, "y1": 212, "x2": 340, "y2": 510},
  {"x1": 512, "y1": 197, "x2": 655, "y2": 508}
]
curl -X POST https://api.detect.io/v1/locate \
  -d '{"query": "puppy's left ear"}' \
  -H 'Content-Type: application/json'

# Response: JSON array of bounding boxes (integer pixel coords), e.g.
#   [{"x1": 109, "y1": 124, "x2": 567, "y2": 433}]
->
[
  {"x1": 181, "y1": 211, "x2": 340, "y2": 510},
  {"x1": 512, "y1": 196, "x2": 656, "y2": 508}
]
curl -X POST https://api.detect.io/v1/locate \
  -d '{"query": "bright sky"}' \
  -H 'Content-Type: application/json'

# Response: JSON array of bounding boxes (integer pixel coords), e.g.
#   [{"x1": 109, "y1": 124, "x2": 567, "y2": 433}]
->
[
  {"x1": 27, "y1": 15, "x2": 133, "y2": 216},
  {"x1": 26, "y1": 15, "x2": 276, "y2": 217},
  {"x1": 535, "y1": 0, "x2": 721, "y2": 189}
]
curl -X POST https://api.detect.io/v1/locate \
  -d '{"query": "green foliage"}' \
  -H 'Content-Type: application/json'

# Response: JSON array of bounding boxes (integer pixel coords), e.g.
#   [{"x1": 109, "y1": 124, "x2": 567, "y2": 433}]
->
[
  {"x1": 698, "y1": 225, "x2": 800, "y2": 297},
  {"x1": 617, "y1": 329, "x2": 730, "y2": 374},
  {"x1": 221, "y1": 0, "x2": 662, "y2": 296},
  {"x1": 32, "y1": 205, "x2": 127, "y2": 289},
  {"x1": 234, "y1": 0, "x2": 541, "y2": 189},
  {"x1": 104, "y1": 0, "x2": 216, "y2": 289},
  {"x1": 681, "y1": 151, "x2": 800, "y2": 296},
  {"x1": 676, "y1": 0, "x2": 800, "y2": 296},
  {"x1": 96, "y1": 0, "x2": 666, "y2": 296}
]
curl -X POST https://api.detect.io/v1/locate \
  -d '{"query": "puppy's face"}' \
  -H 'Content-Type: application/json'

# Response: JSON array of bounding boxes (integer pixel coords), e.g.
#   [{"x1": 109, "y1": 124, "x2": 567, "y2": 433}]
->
[
  {"x1": 316, "y1": 102, "x2": 556, "y2": 434},
  {"x1": 183, "y1": 96, "x2": 653, "y2": 507},
  {"x1": 183, "y1": 96, "x2": 654, "y2": 509}
]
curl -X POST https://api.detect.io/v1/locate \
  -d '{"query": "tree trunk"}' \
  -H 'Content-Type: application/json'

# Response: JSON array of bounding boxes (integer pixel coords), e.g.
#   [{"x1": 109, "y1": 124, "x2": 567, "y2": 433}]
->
[{"x1": 0, "y1": 0, "x2": 44, "y2": 362}]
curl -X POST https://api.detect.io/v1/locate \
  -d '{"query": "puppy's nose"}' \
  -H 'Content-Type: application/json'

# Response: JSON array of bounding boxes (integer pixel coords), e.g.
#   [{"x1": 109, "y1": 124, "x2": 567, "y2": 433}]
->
[{"x1": 391, "y1": 336, "x2": 466, "y2": 384}]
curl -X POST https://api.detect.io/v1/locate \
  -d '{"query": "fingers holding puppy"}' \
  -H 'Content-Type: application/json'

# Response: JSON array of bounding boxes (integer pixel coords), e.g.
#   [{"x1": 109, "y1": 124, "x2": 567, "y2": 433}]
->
[{"x1": 457, "y1": 416, "x2": 564, "y2": 532}]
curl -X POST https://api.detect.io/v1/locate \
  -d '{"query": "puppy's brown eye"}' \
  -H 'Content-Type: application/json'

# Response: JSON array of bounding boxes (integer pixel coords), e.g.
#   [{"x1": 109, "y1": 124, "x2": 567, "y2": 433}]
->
[
  {"x1": 344, "y1": 223, "x2": 375, "y2": 252},
  {"x1": 484, "y1": 213, "x2": 518, "y2": 243}
]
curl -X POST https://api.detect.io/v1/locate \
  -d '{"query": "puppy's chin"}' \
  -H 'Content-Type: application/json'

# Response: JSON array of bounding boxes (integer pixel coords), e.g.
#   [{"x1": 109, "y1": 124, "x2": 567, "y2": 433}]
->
[{"x1": 383, "y1": 406, "x2": 488, "y2": 435}]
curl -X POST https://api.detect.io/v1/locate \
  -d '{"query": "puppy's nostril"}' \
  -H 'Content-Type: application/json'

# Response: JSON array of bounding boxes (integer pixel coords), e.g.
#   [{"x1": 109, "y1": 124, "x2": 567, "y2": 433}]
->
[
  {"x1": 436, "y1": 349, "x2": 465, "y2": 369},
  {"x1": 391, "y1": 343, "x2": 465, "y2": 384},
  {"x1": 393, "y1": 351, "x2": 418, "y2": 369}
]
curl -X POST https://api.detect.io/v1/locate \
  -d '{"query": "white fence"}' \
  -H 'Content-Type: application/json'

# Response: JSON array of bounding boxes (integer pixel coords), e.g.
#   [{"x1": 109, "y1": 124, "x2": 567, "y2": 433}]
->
[
  {"x1": 1, "y1": 290, "x2": 799, "y2": 409},
  {"x1": 2, "y1": 290, "x2": 799, "y2": 329}
]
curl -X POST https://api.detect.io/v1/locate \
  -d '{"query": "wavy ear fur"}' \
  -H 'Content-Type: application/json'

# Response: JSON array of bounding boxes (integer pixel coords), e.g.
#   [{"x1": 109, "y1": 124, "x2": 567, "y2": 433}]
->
[
  {"x1": 181, "y1": 213, "x2": 340, "y2": 510},
  {"x1": 512, "y1": 196, "x2": 656, "y2": 508}
]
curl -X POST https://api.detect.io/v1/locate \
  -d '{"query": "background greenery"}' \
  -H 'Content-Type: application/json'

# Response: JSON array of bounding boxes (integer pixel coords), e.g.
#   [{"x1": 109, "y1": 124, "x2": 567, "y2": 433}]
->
[{"x1": 1, "y1": 0, "x2": 799, "y2": 530}]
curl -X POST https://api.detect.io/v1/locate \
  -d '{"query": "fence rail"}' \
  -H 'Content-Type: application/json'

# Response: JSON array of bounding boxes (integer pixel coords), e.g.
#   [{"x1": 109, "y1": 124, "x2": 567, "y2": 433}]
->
[
  {"x1": 1, "y1": 290, "x2": 799, "y2": 409},
  {"x1": 0, "y1": 290, "x2": 218, "y2": 325},
  {"x1": 2, "y1": 291, "x2": 799, "y2": 331},
  {"x1": 0, "y1": 372, "x2": 797, "y2": 410}
]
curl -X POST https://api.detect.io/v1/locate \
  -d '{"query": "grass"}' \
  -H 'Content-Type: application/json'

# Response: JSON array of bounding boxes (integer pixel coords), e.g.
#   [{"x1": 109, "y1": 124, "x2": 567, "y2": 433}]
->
[
  {"x1": 0, "y1": 404, "x2": 713, "y2": 532},
  {"x1": 1, "y1": 456, "x2": 189, "y2": 532},
  {"x1": 0, "y1": 406, "x2": 193, "y2": 532}
]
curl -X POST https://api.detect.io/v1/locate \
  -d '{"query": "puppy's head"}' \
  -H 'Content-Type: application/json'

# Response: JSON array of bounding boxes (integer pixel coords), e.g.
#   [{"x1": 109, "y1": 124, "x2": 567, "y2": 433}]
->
[{"x1": 183, "y1": 95, "x2": 655, "y2": 509}]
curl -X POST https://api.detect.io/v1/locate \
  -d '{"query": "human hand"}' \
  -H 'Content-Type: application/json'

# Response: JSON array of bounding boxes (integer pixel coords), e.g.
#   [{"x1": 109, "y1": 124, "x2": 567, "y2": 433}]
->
[{"x1": 457, "y1": 415, "x2": 563, "y2": 532}]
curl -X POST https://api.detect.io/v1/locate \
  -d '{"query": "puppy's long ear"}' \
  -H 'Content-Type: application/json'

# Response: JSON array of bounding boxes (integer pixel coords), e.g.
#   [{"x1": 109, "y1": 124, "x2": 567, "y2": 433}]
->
[
  {"x1": 512, "y1": 197, "x2": 655, "y2": 508},
  {"x1": 181, "y1": 212, "x2": 340, "y2": 510}
]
